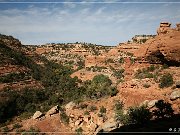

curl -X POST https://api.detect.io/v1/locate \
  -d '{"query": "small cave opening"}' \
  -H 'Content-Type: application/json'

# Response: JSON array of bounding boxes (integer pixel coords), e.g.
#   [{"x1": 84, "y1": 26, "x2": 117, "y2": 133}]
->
[{"x1": 147, "y1": 50, "x2": 180, "y2": 66}]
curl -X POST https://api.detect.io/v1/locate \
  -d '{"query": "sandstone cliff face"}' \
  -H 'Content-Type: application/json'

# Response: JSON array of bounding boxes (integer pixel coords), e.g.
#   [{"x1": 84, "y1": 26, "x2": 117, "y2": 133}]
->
[
  {"x1": 157, "y1": 22, "x2": 171, "y2": 35},
  {"x1": 135, "y1": 22, "x2": 180, "y2": 66},
  {"x1": 85, "y1": 55, "x2": 106, "y2": 67}
]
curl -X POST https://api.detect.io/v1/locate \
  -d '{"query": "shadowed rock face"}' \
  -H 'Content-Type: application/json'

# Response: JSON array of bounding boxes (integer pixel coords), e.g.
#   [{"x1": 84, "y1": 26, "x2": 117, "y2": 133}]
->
[{"x1": 135, "y1": 22, "x2": 180, "y2": 66}]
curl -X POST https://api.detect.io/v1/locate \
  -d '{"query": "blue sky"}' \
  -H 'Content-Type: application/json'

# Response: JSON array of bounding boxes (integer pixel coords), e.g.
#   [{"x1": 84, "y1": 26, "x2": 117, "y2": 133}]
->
[{"x1": 0, "y1": 0, "x2": 180, "y2": 46}]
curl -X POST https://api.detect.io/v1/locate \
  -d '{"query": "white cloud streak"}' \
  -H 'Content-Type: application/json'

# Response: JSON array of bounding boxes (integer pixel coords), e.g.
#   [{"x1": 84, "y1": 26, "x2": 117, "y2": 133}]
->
[{"x1": 0, "y1": 3, "x2": 179, "y2": 45}]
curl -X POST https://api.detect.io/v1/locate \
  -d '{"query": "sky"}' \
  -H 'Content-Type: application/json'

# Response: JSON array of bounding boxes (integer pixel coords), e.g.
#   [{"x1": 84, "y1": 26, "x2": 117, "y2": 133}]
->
[{"x1": 0, "y1": 0, "x2": 180, "y2": 46}]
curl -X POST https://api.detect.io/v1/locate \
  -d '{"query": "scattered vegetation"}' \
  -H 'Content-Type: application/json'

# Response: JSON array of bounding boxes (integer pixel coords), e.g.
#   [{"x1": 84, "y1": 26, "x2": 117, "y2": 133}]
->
[
  {"x1": 98, "y1": 106, "x2": 106, "y2": 117},
  {"x1": 13, "y1": 123, "x2": 23, "y2": 129},
  {"x1": 106, "y1": 58, "x2": 114, "y2": 63},
  {"x1": 118, "y1": 57, "x2": 124, "y2": 64},
  {"x1": 159, "y1": 73, "x2": 173, "y2": 88},
  {"x1": 84, "y1": 111, "x2": 90, "y2": 115},
  {"x1": 1, "y1": 126, "x2": 10, "y2": 132},
  {"x1": 79, "y1": 104, "x2": 88, "y2": 109},
  {"x1": 130, "y1": 57, "x2": 135, "y2": 64},
  {"x1": 86, "y1": 66, "x2": 107, "y2": 72},
  {"x1": 0, "y1": 72, "x2": 30, "y2": 83},
  {"x1": 88, "y1": 105, "x2": 97, "y2": 112},
  {"x1": 75, "y1": 127, "x2": 83, "y2": 135},
  {"x1": 135, "y1": 68, "x2": 154, "y2": 79},
  {"x1": 60, "y1": 111, "x2": 69, "y2": 125},
  {"x1": 21, "y1": 126, "x2": 40, "y2": 135},
  {"x1": 113, "y1": 68, "x2": 125, "y2": 79},
  {"x1": 83, "y1": 74, "x2": 118, "y2": 99},
  {"x1": 114, "y1": 100, "x2": 130, "y2": 125}
]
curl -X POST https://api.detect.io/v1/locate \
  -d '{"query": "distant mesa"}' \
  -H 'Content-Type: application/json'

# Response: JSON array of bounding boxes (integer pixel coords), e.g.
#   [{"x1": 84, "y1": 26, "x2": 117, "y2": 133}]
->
[
  {"x1": 157, "y1": 22, "x2": 171, "y2": 35},
  {"x1": 132, "y1": 35, "x2": 156, "y2": 44}
]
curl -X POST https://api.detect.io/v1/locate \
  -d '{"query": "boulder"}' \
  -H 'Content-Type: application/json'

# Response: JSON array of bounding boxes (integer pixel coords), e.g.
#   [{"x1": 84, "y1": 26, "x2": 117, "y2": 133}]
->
[
  {"x1": 147, "y1": 100, "x2": 158, "y2": 108},
  {"x1": 75, "y1": 119, "x2": 83, "y2": 126},
  {"x1": 100, "y1": 120, "x2": 118, "y2": 132},
  {"x1": 88, "y1": 122, "x2": 98, "y2": 132},
  {"x1": 170, "y1": 90, "x2": 180, "y2": 100},
  {"x1": 46, "y1": 105, "x2": 59, "y2": 117},
  {"x1": 83, "y1": 115, "x2": 91, "y2": 123},
  {"x1": 96, "y1": 117, "x2": 104, "y2": 126},
  {"x1": 175, "y1": 81, "x2": 180, "y2": 88},
  {"x1": 65, "y1": 101, "x2": 76, "y2": 111},
  {"x1": 140, "y1": 100, "x2": 149, "y2": 107},
  {"x1": 32, "y1": 111, "x2": 43, "y2": 120}
]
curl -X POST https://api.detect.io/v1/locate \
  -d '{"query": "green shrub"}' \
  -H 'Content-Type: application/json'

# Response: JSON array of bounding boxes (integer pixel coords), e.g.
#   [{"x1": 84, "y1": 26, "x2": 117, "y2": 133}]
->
[
  {"x1": 147, "y1": 65, "x2": 155, "y2": 72},
  {"x1": 115, "y1": 110, "x2": 130, "y2": 125},
  {"x1": 88, "y1": 105, "x2": 97, "y2": 112},
  {"x1": 118, "y1": 58, "x2": 124, "y2": 64},
  {"x1": 114, "y1": 101, "x2": 129, "y2": 125},
  {"x1": 98, "y1": 106, "x2": 106, "y2": 117},
  {"x1": 93, "y1": 74, "x2": 112, "y2": 85},
  {"x1": 60, "y1": 111, "x2": 69, "y2": 125},
  {"x1": 109, "y1": 87, "x2": 118, "y2": 97},
  {"x1": 0, "y1": 72, "x2": 28, "y2": 83},
  {"x1": 84, "y1": 111, "x2": 90, "y2": 115},
  {"x1": 79, "y1": 104, "x2": 88, "y2": 109},
  {"x1": 159, "y1": 73, "x2": 173, "y2": 88},
  {"x1": 130, "y1": 57, "x2": 135, "y2": 64},
  {"x1": 162, "y1": 64, "x2": 169, "y2": 69},
  {"x1": 75, "y1": 127, "x2": 83, "y2": 135},
  {"x1": 135, "y1": 68, "x2": 154, "y2": 79},
  {"x1": 13, "y1": 123, "x2": 22, "y2": 129},
  {"x1": 85, "y1": 74, "x2": 117, "y2": 99},
  {"x1": 99, "y1": 106, "x2": 106, "y2": 114},
  {"x1": 106, "y1": 58, "x2": 114, "y2": 63},
  {"x1": 114, "y1": 100, "x2": 124, "y2": 111},
  {"x1": 113, "y1": 69, "x2": 125, "y2": 79},
  {"x1": 2, "y1": 126, "x2": 10, "y2": 132}
]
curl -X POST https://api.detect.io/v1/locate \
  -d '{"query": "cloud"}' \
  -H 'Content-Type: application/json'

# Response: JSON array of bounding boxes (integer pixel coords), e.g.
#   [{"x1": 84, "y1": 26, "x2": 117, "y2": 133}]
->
[{"x1": 0, "y1": 2, "x2": 179, "y2": 45}]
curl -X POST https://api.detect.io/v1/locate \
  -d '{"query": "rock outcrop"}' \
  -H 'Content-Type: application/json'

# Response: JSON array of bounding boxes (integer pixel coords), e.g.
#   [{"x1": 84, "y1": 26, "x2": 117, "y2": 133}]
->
[
  {"x1": 46, "y1": 105, "x2": 59, "y2": 117},
  {"x1": 97, "y1": 118, "x2": 119, "y2": 132},
  {"x1": 176, "y1": 23, "x2": 180, "y2": 31},
  {"x1": 135, "y1": 22, "x2": 180, "y2": 66},
  {"x1": 85, "y1": 55, "x2": 106, "y2": 68},
  {"x1": 170, "y1": 90, "x2": 180, "y2": 100},
  {"x1": 32, "y1": 111, "x2": 43, "y2": 120},
  {"x1": 65, "y1": 102, "x2": 76, "y2": 114},
  {"x1": 157, "y1": 22, "x2": 171, "y2": 35},
  {"x1": 147, "y1": 100, "x2": 158, "y2": 108},
  {"x1": 141, "y1": 99, "x2": 158, "y2": 108}
]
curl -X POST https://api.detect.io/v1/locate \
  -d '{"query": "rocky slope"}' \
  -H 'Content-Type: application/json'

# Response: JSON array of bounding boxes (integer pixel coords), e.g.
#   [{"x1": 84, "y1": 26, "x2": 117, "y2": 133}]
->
[{"x1": 0, "y1": 34, "x2": 43, "y2": 91}]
